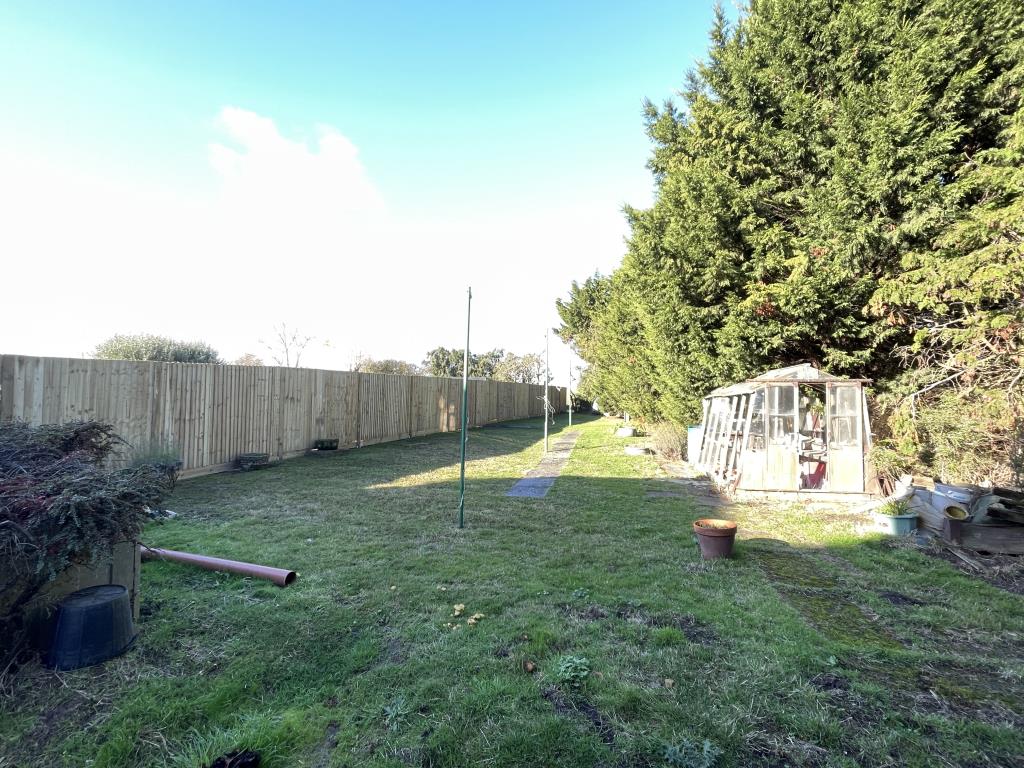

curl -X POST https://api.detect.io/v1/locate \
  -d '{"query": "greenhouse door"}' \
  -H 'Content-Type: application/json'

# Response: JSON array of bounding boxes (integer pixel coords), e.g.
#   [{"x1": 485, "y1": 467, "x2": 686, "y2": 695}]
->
[
  {"x1": 765, "y1": 384, "x2": 799, "y2": 490},
  {"x1": 826, "y1": 384, "x2": 864, "y2": 492}
]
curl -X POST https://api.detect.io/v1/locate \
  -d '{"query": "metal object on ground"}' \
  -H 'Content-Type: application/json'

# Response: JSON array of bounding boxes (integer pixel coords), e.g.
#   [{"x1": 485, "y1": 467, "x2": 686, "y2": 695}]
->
[
  {"x1": 237, "y1": 452, "x2": 270, "y2": 470},
  {"x1": 47, "y1": 584, "x2": 135, "y2": 670},
  {"x1": 142, "y1": 547, "x2": 297, "y2": 586}
]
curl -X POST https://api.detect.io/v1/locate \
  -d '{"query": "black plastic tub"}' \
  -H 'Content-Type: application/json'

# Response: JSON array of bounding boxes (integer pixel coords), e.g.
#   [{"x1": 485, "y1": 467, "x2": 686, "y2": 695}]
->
[{"x1": 47, "y1": 585, "x2": 135, "y2": 670}]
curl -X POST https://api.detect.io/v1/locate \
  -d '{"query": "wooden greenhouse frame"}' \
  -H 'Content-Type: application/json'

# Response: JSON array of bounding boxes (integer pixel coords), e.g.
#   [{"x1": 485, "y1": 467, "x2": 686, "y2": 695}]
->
[{"x1": 694, "y1": 364, "x2": 874, "y2": 498}]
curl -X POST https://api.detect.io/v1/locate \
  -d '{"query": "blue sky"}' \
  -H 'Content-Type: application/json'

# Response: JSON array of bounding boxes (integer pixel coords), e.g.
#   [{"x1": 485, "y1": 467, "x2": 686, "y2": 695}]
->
[{"x1": 1, "y1": 1, "x2": 723, "y2": 377}]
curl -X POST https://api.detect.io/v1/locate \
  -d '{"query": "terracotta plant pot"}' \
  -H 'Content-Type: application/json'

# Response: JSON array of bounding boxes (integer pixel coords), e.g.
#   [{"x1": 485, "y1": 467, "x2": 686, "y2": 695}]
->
[{"x1": 693, "y1": 518, "x2": 737, "y2": 559}]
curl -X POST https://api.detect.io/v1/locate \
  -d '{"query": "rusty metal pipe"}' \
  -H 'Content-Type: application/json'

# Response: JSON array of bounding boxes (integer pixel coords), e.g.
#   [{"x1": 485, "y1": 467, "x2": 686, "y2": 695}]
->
[{"x1": 141, "y1": 546, "x2": 297, "y2": 587}]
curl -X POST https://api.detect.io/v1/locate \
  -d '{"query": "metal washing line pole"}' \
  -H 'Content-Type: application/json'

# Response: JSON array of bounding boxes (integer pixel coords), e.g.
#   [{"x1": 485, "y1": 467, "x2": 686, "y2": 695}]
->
[
  {"x1": 543, "y1": 328, "x2": 549, "y2": 453},
  {"x1": 568, "y1": 348, "x2": 573, "y2": 428},
  {"x1": 458, "y1": 287, "x2": 471, "y2": 529}
]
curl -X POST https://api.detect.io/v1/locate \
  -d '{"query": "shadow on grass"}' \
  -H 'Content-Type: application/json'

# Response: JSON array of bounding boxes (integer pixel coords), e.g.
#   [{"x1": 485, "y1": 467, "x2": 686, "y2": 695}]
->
[{"x1": 230, "y1": 413, "x2": 603, "y2": 488}]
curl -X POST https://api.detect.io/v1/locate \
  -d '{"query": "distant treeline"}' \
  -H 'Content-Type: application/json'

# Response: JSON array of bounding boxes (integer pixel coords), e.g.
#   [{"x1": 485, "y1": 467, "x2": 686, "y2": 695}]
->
[{"x1": 92, "y1": 334, "x2": 547, "y2": 384}]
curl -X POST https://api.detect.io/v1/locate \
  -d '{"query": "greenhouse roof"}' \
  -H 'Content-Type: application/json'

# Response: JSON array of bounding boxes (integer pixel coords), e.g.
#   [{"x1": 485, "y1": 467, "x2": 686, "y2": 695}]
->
[{"x1": 705, "y1": 364, "x2": 870, "y2": 399}]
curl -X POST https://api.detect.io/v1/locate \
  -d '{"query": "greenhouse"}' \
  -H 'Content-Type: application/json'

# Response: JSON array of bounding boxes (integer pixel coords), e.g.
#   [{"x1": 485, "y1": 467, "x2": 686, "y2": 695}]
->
[{"x1": 694, "y1": 364, "x2": 873, "y2": 496}]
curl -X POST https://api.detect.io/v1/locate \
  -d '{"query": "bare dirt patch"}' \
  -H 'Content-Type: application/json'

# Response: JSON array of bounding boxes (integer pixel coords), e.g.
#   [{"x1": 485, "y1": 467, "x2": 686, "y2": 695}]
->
[
  {"x1": 807, "y1": 672, "x2": 885, "y2": 730},
  {"x1": 310, "y1": 721, "x2": 339, "y2": 768},
  {"x1": 542, "y1": 686, "x2": 615, "y2": 746},
  {"x1": 743, "y1": 730, "x2": 828, "y2": 768},
  {"x1": 809, "y1": 672, "x2": 850, "y2": 692},
  {"x1": 384, "y1": 634, "x2": 406, "y2": 664},
  {"x1": 878, "y1": 590, "x2": 926, "y2": 606},
  {"x1": 613, "y1": 604, "x2": 718, "y2": 644},
  {"x1": 562, "y1": 604, "x2": 610, "y2": 622},
  {"x1": 847, "y1": 655, "x2": 1024, "y2": 729}
]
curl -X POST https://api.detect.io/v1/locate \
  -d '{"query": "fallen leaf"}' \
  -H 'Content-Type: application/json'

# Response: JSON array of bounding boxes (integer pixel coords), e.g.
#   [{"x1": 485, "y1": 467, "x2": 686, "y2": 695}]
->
[
  {"x1": 664, "y1": 678, "x2": 675, "y2": 688},
  {"x1": 523, "y1": 660, "x2": 536, "y2": 673}
]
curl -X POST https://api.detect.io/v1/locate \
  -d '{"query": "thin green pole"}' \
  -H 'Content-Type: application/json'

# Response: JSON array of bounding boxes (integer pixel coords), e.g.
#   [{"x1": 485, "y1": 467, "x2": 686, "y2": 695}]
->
[
  {"x1": 568, "y1": 352, "x2": 573, "y2": 427},
  {"x1": 458, "y1": 287, "x2": 472, "y2": 529},
  {"x1": 543, "y1": 328, "x2": 549, "y2": 453}
]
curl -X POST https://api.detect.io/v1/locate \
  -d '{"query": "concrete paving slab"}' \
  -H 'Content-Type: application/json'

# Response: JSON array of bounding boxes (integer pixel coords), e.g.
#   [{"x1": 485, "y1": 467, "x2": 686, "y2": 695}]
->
[{"x1": 507, "y1": 431, "x2": 580, "y2": 498}]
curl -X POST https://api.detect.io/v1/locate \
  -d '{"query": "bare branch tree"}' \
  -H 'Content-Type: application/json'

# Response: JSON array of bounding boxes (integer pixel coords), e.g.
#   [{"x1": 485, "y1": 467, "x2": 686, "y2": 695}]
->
[{"x1": 260, "y1": 323, "x2": 314, "y2": 368}]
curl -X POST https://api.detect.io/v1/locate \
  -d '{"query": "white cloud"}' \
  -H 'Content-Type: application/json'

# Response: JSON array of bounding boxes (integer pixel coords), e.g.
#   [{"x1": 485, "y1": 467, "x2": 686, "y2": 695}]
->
[
  {"x1": 208, "y1": 106, "x2": 383, "y2": 237},
  {"x1": 0, "y1": 107, "x2": 630, "y2": 379}
]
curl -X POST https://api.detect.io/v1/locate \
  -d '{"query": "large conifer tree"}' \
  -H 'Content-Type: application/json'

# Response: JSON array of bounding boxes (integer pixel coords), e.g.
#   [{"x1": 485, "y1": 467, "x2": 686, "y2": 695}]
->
[{"x1": 560, "y1": 0, "x2": 1023, "y2": 478}]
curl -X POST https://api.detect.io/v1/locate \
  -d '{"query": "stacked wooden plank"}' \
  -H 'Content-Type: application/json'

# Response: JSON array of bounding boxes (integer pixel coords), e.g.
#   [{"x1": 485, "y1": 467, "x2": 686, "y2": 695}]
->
[{"x1": 986, "y1": 487, "x2": 1024, "y2": 525}]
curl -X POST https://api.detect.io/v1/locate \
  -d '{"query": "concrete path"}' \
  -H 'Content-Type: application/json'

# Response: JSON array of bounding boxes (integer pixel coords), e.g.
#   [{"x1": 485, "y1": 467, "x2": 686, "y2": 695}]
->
[{"x1": 507, "y1": 431, "x2": 580, "y2": 498}]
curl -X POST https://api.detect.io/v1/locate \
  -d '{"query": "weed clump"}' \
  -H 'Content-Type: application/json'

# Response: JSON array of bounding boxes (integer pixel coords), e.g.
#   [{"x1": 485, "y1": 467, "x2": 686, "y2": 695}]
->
[
  {"x1": 554, "y1": 655, "x2": 591, "y2": 688},
  {"x1": 663, "y1": 737, "x2": 722, "y2": 768}
]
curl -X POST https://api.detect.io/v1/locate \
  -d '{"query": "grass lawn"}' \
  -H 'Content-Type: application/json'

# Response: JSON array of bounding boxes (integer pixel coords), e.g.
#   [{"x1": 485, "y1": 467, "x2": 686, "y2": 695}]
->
[{"x1": 3, "y1": 415, "x2": 1023, "y2": 767}]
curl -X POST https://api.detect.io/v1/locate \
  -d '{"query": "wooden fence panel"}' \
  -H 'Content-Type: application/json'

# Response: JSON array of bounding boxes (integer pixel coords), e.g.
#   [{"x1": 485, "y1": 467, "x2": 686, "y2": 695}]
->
[
  {"x1": 468, "y1": 380, "x2": 479, "y2": 426},
  {"x1": 411, "y1": 375, "x2": 449, "y2": 437},
  {"x1": 447, "y1": 378, "x2": 462, "y2": 431},
  {"x1": 358, "y1": 373, "x2": 411, "y2": 445},
  {"x1": 513, "y1": 383, "x2": 527, "y2": 419},
  {"x1": 0, "y1": 355, "x2": 566, "y2": 477}
]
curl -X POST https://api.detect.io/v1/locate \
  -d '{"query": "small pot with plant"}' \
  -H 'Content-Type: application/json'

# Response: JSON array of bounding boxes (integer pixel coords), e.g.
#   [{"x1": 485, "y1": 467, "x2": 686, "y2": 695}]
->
[
  {"x1": 874, "y1": 498, "x2": 918, "y2": 536},
  {"x1": 692, "y1": 518, "x2": 737, "y2": 559}
]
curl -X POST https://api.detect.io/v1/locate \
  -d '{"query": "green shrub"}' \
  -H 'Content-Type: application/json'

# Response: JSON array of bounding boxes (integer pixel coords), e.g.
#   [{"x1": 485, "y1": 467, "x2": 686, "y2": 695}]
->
[
  {"x1": 876, "y1": 388, "x2": 1021, "y2": 484},
  {"x1": 866, "y1": 441, "x2": 916, "y2": 490},
  {"x1": 650, "y1": 422, "x2": 687, "y2": 460}
]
